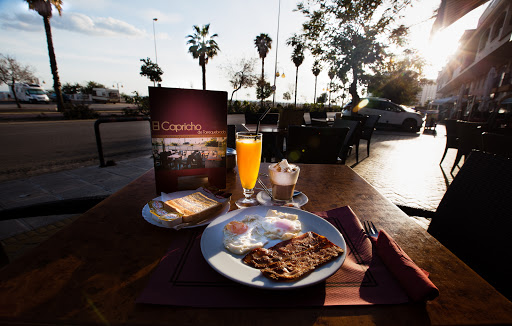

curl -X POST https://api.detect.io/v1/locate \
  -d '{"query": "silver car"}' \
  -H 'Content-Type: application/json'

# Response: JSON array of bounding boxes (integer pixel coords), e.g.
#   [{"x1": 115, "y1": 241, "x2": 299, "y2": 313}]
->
[{"x1": 343, "y1": 97, "x2": 424, "y2": 132}]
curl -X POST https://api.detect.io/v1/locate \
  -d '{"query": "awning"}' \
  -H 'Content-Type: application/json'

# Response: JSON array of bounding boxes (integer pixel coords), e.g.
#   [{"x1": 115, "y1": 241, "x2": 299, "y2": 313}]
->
[
  {"x1": 431, "y1": 96, "x2": 458, "y2": 105},
  {"x1": 500, "y1": 97, "x2": 512, "y2": 105},
  {"x1": 431, "y1": 0, "x2": 490, "y2": 35}
]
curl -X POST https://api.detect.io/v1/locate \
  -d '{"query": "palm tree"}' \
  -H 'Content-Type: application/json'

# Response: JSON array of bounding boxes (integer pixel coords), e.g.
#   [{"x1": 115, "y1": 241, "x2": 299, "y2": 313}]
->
[
  {"x1": 186, "y1": 24, "x2": 220, "y2": 90},
  {"x1": 254, "y1": 33, "x2": 272, "y2": 83},
  {"x1": 26, "y1": 0, "x2": 65, "y2": 112},
  {"x1": 312, "y1": 60, "x2": 321, "y2": 104},
  {"x1": 328, "y1": 67, "x2": 336, "y2": 107},
  {"x1": 287, "y1": 35, "x2": 305, "y2": 107}
]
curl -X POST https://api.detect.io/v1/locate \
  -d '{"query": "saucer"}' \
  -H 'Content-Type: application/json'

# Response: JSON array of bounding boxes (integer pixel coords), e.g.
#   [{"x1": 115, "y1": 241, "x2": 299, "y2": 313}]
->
[{"x1": 256, "y1": 190, "x2": 308, "y2": 207}]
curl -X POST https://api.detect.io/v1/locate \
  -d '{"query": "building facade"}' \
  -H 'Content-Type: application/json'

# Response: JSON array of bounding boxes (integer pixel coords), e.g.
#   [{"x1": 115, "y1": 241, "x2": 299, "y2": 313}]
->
[{"x1": 435, "y1": 0, "x2": 512, "y2": 124}]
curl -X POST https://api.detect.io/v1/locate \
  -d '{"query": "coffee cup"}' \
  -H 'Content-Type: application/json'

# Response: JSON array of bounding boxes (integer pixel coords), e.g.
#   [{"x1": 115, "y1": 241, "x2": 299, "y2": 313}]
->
[{"x1": 268, "y1": 159, "x2": 300, "y2": 201}]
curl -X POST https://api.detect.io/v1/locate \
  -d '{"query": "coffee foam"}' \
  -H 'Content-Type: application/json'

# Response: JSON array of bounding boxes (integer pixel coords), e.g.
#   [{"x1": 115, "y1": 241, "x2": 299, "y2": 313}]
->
[{"x1": 269, "y1": 162, "x2": 299, "y2": 185}]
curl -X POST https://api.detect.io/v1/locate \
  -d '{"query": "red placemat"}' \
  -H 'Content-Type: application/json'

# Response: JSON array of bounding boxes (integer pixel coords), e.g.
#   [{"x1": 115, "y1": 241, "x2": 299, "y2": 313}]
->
[{"x1": 136, "y1": 206, "x2": 409, "y2": 307}]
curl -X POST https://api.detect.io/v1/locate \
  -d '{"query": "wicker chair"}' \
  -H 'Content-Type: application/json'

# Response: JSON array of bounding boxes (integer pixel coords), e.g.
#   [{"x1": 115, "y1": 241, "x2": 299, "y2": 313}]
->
[
  {"x1": 333, "y1": 119, "x2": 360, "y2": 164},
  {"x1": 451, "y1": 121, "x2": 487, "y2": 172},
  {"x1": 481, "y1": 132, "x2": 512, "y2": 158},
  {"x1": 360, "y1": 114, "x2": 381, "y2": 156},
  {"x1": 439, "y1": 119, "x2": 458, "y2": 165},
  {"x1": 286, "y1": 126, "x2": 349, "y2": 164},
  {"x1": 427, "y1": 150, "x2": 512, "y2": 300},
  {"x1": 340, "y1": 114, "x2": 368, "y2": 162}
]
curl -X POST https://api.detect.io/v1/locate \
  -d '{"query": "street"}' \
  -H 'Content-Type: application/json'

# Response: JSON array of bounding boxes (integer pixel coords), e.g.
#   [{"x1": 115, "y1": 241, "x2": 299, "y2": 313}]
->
[{"x1": 1, "y1": 119, "x2": 152, "y2": 181}]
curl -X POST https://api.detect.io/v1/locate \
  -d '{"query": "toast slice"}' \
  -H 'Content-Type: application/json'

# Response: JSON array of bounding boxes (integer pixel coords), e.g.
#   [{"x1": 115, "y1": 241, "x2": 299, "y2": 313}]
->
[{"x1": 164, "y1": 192, "x2": 222, "y2": 224}]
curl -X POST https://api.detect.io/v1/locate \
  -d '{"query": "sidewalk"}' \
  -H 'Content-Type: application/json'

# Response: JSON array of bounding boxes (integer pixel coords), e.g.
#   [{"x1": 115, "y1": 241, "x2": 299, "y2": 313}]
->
[{"x1": 0, "y1": 125, "x2": 457, "y2": 262}]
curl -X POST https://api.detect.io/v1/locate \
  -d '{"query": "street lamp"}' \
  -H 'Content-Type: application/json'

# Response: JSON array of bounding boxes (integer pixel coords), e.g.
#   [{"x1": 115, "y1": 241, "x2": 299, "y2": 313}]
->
[
  {"x1": 272, "y1": 0, "x2": 281, "y2": 107},
  {"x1": 152, "y1": 18, "x2": 158, "y2": 64}
]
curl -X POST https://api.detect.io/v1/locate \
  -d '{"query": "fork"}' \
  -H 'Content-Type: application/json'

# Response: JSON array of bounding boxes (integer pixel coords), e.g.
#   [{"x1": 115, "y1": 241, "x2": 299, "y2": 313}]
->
[{"x1": 363, "y1": 221, "x2": 379, "y2": 238}]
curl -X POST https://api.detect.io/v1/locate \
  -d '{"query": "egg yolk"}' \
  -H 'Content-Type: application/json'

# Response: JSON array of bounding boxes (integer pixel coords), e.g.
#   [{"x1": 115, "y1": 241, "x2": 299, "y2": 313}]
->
[{"x1": 225, "y1": 221, "x2": 249, "y2": 234}]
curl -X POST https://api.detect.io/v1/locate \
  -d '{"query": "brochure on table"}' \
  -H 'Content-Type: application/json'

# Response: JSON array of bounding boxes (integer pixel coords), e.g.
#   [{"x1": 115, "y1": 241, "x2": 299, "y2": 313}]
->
[{"x1": 149, "y1": 87, "x2": 227, "y2": 193}]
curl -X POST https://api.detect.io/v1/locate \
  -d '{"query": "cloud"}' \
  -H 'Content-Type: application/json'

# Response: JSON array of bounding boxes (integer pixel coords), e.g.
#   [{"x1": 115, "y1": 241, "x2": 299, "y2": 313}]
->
[
  {"x1": 53, "y1": 13, "x2": 146, "y2": 37},
  {"x1": 0, "y1": 12, "x2": 41, "y2": 32},
  {"x1": 0, "y1": 11, "x2": 146, "y2": 38}
]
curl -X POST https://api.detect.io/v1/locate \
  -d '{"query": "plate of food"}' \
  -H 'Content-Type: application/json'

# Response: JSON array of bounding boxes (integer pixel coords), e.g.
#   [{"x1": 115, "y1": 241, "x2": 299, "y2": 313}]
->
[
  {"x1": 142, "y1": 189, "x2": 230, "y2": 230},
  {"x1": 200, "y1": 206, "x2": 346, "y2": 289}
]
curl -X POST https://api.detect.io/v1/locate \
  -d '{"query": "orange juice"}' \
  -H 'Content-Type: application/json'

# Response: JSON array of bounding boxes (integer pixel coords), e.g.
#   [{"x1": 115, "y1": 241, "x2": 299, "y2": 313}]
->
[{"x1": 236, "y1": 137, "x2": 262, "y2": 189}]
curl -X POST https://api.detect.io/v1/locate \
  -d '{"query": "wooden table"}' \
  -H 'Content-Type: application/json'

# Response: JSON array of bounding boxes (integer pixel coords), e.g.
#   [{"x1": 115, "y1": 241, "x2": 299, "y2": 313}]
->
[{"x1": 1, "y1": 164, "x2": 511, "y2": 325}]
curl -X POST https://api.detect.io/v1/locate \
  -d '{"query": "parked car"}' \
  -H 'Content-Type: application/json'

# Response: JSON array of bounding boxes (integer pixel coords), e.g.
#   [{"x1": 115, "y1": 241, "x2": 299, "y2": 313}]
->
[
  {"x1": 47, "y1": 91, "x2": 71, "y2": 103},
  {"x1": 343, "y1": 97, "x2": 425, "y2": 132}
]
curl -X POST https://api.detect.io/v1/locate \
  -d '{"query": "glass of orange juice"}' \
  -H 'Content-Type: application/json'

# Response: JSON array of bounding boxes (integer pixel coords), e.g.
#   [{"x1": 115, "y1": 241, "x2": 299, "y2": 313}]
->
[{"x1": 235, "y1": 132, "x2": 262, "y2": 208}]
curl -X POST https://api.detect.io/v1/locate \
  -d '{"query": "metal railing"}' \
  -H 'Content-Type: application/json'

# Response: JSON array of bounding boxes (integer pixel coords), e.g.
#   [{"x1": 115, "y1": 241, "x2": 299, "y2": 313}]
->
[{"x1": 94, "y1": 116, "x2": 150, "y2": 167}]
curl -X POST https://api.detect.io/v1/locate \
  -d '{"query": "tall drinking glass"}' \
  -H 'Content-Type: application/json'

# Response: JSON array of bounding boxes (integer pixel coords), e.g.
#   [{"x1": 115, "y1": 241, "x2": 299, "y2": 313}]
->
[{"x1": 235, "y1": 132, "x2": 262, "y2": 208}]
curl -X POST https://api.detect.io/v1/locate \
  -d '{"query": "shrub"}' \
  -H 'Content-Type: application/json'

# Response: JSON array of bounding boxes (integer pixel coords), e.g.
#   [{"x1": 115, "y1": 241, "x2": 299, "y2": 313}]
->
[
  {"x1": 62, "y1": 103, "x2": 100, "y2": 120},
  {"x1": 123, "y1": 92, "x2": 150, "y2": 116}
]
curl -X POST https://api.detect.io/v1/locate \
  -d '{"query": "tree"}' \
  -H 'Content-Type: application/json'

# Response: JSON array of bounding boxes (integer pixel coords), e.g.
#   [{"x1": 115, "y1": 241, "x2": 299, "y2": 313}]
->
[
  {"x1": 256, "y1": 80, "x2": 273, "y2": 106},
  {"x1": 283, "y1": 92, "x2": 291, "y2": 101},
  {"x1": 62, "y1": 82, "x2": 81, "y2": 94},
  {"x1": 254, "y1": 33, "x2": 272, "y2": 82},
  {"x1": 311, "y1": 60, "x2": 321, "y2": 104},
  {"x1": 367, "y1": 51, "x2": 426, "y2": 105},
  {"x1": 81, "y1": 81, "x2": 105, "y2": 94},
  {"x1": 140, "y1": 57, "x2": 163, "y2": 86},
  {"x1": 287, "y1": 34, "x2": 305, "y2": 107},
  {"x1": 186, "y1": 24, "x2": 220, "y2": 90},
  {"x1": 297, "y1": 0, "x2": 411, "y2": 106},
  {"x1": 0, "y1": 54, "x2": 36, "y2": 108},
  {"x1": 224, "y1": 58, "x2": 257, "y2": 103},
  {"x1": 317, "y1": 92, "x2": 328, "y2": 104},
  {"x1": 327, "y1": 66, "x2": 336, "y2": 107},
  {"x1": 25, "y1": 0, "x2": 65, "y2": 112}
]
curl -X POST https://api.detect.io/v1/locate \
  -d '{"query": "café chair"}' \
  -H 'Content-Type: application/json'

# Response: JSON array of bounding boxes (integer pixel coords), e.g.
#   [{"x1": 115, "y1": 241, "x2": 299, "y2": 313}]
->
[
  {"x1": 439, "y1": 119, "x2": 458, "y2": 165},
  {"x1": 311, "y1": 119, "x2": 329, "y2": 127},
  {"x1": 227, "y1": 124, "x2": 249, "y2": 149},
  {"x1": 333, "y1": 119, "x2": 359, "y2": 164},
  {"x1": 278, "y1": 109, "x2": 305, "y2": 130},
  {"x1": 286, "y1": 126, "x2": 349, "y2": 164},
  {"x1": 340, "y1": 115, "x2": 368, "y2": 162},
  {"x1": 481, "y1": 132, "x2": 512, "y2": 158},
  {"x1": 360, "y1": 114, "x2": 381, "y2": 157},
  {"x1": 244, "y1": 112, "x2": 279, "y2": 125},
  {"x1": 309, "y1": 111, "x2": 327, "y2": 119},
  {"x1": 451, "y1": 121, "x2": 487, "y2": 173},
  {"x1": 427, "y1": 150, "x2": 512, "y2": 301}
]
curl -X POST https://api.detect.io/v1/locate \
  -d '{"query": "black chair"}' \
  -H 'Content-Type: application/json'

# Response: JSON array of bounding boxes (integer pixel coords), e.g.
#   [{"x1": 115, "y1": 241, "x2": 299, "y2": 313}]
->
[
  {"x1": 278, "y1": 109, "x2": 305, "y2": 130},
  {"x1": 439, "y1": 119, "x2": 458, "y2": 165},
  {"x1": 227, "y1": 124, "x2": 249, "y2": 149},
  {"x1": 360, "y1": 114, "x2": 381, "y2": 157},
  {"x1": 340, "y1": 114, "x2": 368, "y2": 162},
  {"x1": 427, "y1": 150, "x2": 512, "y2": 301},
  {"x1": 481, "y1": 132, "x2": 512, "y2": 158},
  {"x1": 309, "y1": 111, "x2": 327, "y2": 119},
  {"x1": 451, "y1": 121, "x2": 487, "y2": 172},
  {"x1": 286, "y1": 126, "x2": 349, "y2": 164},
  {"x1": 333, "y1": 119, "x2": 359, "y2": 164},
  {"x1": 244, "y1": 112, "x2": 279, "y2": 124}
]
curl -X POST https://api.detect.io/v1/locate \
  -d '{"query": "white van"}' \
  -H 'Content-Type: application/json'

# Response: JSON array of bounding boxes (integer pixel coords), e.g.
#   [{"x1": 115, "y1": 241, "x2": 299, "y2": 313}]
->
[
  {"x1": 10, "y1": 83, "x2": 50, "y2": 103},
  {"x1": 91, "y1": 88, "x2": 120, "y2": 103}
]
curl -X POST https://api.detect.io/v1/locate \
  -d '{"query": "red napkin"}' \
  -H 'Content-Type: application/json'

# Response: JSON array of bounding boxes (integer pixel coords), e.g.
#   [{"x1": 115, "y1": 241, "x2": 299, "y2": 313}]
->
[{"x1": 373, "y1": 230, "x2": 439, "y2": 302}]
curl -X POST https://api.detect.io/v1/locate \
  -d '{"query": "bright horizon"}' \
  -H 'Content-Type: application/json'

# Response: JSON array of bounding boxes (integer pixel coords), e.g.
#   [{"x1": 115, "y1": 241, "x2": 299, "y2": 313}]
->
[{"x1": 0, "y1": 0, "x2": 488, "y2": 104}]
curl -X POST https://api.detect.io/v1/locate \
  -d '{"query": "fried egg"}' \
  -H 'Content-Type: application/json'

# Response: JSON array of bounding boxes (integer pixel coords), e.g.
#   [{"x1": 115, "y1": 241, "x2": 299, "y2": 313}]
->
[
  {"x1": 262, "y1": 210, "x2": 302, "y2": 240},
  {"x1": 223, "y1": 210, "x2": 303, "y2": 255},
  {"x1": 223, "y1": 215, "x2": 268, "y2": 255}
]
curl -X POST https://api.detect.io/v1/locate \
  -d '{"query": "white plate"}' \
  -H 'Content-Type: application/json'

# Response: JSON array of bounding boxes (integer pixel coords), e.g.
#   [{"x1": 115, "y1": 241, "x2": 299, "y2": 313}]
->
[
  {"x1": 256, "y1": 190, "x2": 308, "y2": 207},
  {"x1": 200, "y1": 206, "x2": 346, "y2": 290},
  {"x1": 142, "y1": 190, "x2": 230, "y2": 229}
]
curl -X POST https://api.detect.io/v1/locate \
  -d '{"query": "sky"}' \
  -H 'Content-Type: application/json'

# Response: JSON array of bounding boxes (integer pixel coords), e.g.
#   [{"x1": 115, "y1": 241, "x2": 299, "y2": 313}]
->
[{"x1": 0, "y1": 0, "x2": 489, "y2": 104}]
